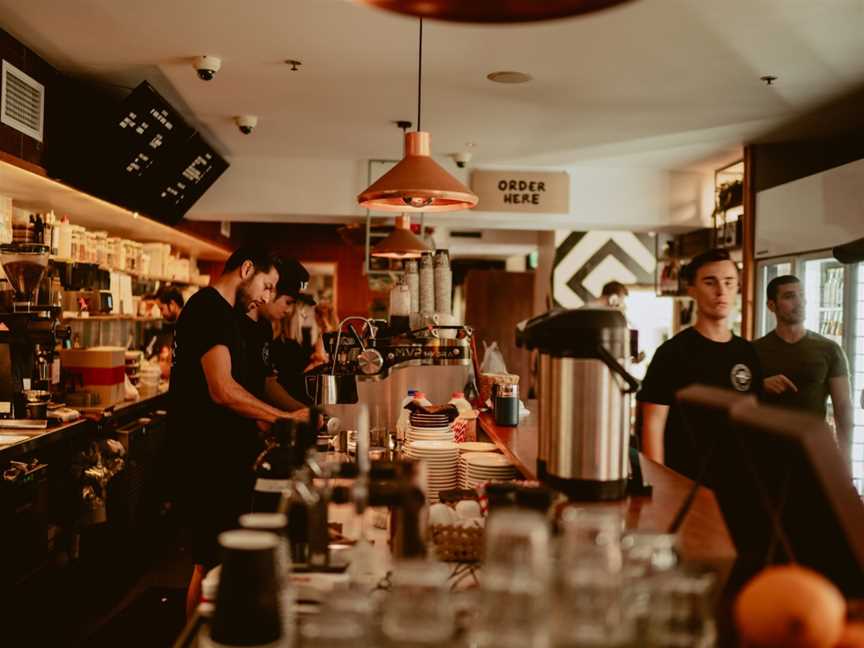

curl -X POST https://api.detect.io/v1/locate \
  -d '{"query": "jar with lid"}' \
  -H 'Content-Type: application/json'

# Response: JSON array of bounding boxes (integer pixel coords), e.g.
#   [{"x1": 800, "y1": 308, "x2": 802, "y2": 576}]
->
[
  {"x1": 70, "y1": 225, "x2": 85, "y2": 262},
  {"x1": 93, "y1": 231, "x2": 109, "y2": 266},
  {"x1": 84, "y1": 230, "x2": 97, "y2": 263}
]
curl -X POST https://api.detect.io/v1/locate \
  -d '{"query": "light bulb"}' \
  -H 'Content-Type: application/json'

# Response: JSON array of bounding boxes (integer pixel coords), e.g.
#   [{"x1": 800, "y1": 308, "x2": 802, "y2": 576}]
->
[{"x1": 403, "y1": 195, "x2": 433, "y2": 208}]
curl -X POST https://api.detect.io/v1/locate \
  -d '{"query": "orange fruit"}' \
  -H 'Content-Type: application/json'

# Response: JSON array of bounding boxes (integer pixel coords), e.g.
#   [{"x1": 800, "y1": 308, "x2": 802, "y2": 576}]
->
[
  {"x1": 835, "y1": 622, "x2": 864, "y2": 648},
  {"x1": 734, "y1": 565, "x2": 846, "y2": 648}
]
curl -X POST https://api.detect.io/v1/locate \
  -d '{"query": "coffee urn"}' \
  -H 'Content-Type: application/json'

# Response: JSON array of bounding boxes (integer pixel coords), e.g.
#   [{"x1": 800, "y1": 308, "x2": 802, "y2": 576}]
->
[{"x1": 517, "y1": 308, "x2": 639, "y2": 500}]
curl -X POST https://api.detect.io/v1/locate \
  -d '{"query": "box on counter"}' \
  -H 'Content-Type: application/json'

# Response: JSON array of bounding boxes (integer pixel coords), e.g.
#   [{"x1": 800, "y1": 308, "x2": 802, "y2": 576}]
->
[{"x1": 61, "y1": 346, "x2": 126, "y2": 407}]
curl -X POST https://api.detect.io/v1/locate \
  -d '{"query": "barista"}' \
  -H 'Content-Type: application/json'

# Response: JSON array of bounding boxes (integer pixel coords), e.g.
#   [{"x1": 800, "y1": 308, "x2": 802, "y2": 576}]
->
[
  {"x1": 169, "y1": 245, "x2": 307, "y2": 617},
  {"x1": 148, "y1": 286, "x2": 184, "y2": 379},
  {"x1": 245, "y1": 258, "x2": 310, "y2": 411}
]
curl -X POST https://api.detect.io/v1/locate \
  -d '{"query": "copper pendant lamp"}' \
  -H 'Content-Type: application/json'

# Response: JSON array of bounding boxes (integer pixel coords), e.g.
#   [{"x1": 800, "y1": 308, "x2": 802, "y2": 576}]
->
[
  {"x1": 357, "y1": 19, "x2": 478, "y2": 213},
  {"x1": 371, "y1": 214, "x2": 431, "y2": 259},
  {"x1": 357, "y1": 0, "x2": 636, "y2": 23}
]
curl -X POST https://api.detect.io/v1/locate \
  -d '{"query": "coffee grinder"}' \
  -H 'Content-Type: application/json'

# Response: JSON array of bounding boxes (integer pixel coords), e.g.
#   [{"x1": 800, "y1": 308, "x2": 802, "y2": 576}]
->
[{"x1": 0, "y1": 243, "x2": 69, "y2": 420}]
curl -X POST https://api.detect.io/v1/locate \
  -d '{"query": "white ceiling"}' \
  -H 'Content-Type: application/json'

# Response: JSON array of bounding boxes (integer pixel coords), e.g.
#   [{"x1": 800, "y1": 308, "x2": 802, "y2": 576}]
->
[{"x1": 2, "y1": 0, "x2": 864, "y2": 226}]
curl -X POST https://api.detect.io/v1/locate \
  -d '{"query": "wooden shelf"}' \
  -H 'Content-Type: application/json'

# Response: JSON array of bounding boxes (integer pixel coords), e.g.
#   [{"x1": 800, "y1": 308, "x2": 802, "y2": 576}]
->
[{"x1": 0, "y1": 159, "x2": 230, "y2": 261}]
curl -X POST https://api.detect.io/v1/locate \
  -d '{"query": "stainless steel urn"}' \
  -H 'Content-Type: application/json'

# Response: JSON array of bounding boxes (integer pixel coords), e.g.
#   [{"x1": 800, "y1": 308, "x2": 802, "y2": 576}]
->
[{"x1": 517, "y1": 308, "x2": 639, "y2": 500}]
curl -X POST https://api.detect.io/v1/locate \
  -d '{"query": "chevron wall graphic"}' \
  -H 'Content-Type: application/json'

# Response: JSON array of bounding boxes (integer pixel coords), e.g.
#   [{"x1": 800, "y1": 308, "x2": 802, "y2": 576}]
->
[{"x1": 553, "y1": 231, "x2": 656, "y2": 308}]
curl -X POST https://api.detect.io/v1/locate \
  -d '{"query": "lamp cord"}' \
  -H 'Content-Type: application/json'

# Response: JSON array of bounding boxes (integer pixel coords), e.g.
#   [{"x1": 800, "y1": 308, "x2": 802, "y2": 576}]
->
[{"x1": 417, "y1": 18, "x2": 423, "y2": 132}]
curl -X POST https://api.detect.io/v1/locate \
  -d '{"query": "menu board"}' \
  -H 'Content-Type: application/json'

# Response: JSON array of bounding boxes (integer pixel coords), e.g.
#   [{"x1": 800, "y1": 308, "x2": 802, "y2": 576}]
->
[
  {"x1": 140, "y1": 132, "x2": 230, "y2": 225},
  {"x1": 54, "y1": 80, "x2": 229, "y2": 225},
  {"x1": 101, "y1": 82, "x2": 195, "y2": 210}
]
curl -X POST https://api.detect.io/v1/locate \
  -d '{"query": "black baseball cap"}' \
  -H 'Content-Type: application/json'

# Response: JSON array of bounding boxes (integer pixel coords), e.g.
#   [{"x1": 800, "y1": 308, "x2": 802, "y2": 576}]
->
[{"x1": 276, "y1": 258, "x2": 310, "y2": 299}]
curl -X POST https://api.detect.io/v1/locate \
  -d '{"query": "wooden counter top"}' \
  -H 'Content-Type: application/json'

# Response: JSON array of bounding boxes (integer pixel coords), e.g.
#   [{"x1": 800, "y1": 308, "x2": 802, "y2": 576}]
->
[{"x1": 478, "y1": 408, "x2": 736, "y2": 563}]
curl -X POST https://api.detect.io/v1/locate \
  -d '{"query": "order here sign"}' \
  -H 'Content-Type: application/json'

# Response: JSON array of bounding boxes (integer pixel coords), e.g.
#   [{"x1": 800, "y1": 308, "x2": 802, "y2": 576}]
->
[{"x1": 471, "y1": 170, "x2": 570, "y2": 214}]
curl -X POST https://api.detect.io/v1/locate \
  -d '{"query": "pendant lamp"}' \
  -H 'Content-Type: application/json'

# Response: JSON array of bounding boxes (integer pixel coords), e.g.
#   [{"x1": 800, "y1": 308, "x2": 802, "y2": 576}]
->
[
  {"x1": 357, "y1": 0, "x2": 636, "y2": 23},
  {"x1": 371, "y1": 214, "x2": 431, "y2": 259},
  {"x1": 357, "y1": 19, "x2": 478, "y2": 213}
]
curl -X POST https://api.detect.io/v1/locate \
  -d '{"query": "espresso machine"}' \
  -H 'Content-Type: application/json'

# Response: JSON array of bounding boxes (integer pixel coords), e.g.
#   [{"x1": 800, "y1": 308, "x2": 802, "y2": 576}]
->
[
  {"x1": 517, "y1": 308, "x2": 641, "y2": 501},
  {"x1": 0, "y1": 243, "x2": 69, "y2": 421},
  {"x1": 306, "y1": 317, "x2": 472, "y2": 431}
]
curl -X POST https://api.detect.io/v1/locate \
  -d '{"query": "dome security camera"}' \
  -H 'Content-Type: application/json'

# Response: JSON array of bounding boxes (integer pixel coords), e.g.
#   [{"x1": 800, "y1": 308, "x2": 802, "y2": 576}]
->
[
  {"x1": 235, "y1": 115, "x2": 258, "y2": 135},
  {"x1": 193, "y1": 55, "x2": 222, "y2": 81},
  {"x1": 453, "y1": 151, "x2": 473, "y2": 168}
]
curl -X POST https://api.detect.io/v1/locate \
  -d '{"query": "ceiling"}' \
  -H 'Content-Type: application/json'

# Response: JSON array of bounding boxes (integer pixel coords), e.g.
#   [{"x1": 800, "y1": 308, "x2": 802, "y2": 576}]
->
[{"x1": 2, "y1": 0, "x2": 864, "y2": 225}]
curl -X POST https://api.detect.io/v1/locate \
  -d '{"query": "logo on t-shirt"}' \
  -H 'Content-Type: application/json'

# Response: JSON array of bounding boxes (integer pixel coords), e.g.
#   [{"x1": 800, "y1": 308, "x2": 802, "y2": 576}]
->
[{"x1": 730, "y1": 363, "x2": 753, "y2": 392}]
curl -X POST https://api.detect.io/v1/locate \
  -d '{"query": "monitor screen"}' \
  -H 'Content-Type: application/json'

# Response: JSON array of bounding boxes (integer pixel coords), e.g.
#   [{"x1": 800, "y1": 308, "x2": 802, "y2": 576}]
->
[{"x1": 676, "y1": 385, "x2": 864, "y2": 596}]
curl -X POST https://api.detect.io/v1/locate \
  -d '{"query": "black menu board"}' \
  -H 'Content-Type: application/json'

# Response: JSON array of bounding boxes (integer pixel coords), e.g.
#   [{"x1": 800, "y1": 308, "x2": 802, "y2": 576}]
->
[
  {"x1": 49, "y1": 80, "x2": 228, "y2": 225},
  {"x1": 140, "y1": 132, "x2": 230, "y2": 225},
  {"x1": 102, "y1": 82, "x2": 195, "y2": 212}
]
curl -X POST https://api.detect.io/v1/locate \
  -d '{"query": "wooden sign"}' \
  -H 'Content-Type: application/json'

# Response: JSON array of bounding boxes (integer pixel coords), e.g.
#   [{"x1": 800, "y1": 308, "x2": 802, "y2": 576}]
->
[{"x1": 471, "y1": 170, "x2": 570, "y2": 214}]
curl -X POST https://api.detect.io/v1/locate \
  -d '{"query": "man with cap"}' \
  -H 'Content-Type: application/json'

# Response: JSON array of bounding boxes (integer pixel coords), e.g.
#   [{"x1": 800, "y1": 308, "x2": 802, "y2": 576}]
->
[{"x1": 244, "y1": 258, "x2": 312, "y2": 410}]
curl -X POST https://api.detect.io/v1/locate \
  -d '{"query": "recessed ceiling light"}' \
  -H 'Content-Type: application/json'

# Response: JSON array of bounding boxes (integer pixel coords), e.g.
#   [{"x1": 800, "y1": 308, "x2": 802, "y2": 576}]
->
[{"x1": 487, "y1": 71, "x2": 533, "y2": 84}]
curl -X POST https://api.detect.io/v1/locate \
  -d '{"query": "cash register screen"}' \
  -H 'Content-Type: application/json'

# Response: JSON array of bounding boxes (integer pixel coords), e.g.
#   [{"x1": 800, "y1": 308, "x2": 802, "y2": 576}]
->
[{"x1": 677, "y1": 385, "x2": 864, "y2": 596}]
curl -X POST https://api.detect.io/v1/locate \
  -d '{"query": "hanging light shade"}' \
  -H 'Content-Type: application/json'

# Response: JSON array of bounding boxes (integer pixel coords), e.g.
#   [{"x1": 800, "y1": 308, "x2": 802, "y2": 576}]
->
[
  {"x1": 357, "y1": 0, "x2": 636, "y2": 23},
  {"x1": 359, "y1": 131, "x2": 478, "y2": 213},
  {"x1": 372, "y1": 214, "x2": 431, "y2": 259}
]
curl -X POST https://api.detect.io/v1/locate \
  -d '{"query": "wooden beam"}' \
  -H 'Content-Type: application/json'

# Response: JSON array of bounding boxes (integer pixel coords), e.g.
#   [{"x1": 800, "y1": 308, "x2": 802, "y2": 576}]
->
[{"x1": 741, "y1": 145, "x2": 756, "y2": 340}]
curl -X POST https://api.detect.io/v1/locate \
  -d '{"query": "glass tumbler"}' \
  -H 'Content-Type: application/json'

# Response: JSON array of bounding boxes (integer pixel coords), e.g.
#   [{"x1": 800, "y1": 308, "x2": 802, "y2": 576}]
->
[
  {"x1": 645, "y1": 569, "x2": 718, "y2": 648},
  {"x1": 381, "y1": 559, "x2": 454, "y2": 644},
  {"x1": 555, "y1": 508, "x2": 633, "y2": 648},
  {"x1": 472, "y1": 509, "x2": 552, "y2": 648}
]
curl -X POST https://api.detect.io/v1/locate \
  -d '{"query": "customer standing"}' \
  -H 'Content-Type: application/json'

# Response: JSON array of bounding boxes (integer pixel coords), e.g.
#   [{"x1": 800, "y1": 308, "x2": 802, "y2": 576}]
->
[
  {"x1": 169, "y1": 245, "x2": 305, "y2": 616},
  {"x1": 637, "y1": 249, "x2": 763, "y2": 480},
  {"x1": 753, "y1": 275, "x2": 853, "y2": 467}
]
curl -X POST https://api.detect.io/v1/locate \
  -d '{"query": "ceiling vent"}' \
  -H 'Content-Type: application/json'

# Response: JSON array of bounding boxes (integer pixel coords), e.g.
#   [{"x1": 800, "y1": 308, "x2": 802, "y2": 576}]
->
[{"x1": 1, "y1": 60, "x2": 44, "y2": 142}]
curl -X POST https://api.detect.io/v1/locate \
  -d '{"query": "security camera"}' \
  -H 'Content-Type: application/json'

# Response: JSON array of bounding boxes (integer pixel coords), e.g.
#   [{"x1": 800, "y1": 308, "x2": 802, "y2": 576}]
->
[
  {"x1": 453, "y1": 151, "x2": 472, "y2": 168},
  {"x1": 193, "y1": 55, "x2": 221, "y2": 81},
  {"x1": 235, "y1": 115, "x2": 258, "y2": 135}
]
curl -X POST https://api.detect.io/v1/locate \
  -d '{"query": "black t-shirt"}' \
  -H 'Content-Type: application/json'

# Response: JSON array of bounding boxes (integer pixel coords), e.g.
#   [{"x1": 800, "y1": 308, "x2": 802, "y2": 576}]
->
[
  {"x1": 169, "y1": 288, "x2": 262, "y2": 497},
  {"x1": 636, "y1": 327, "x2": 763, "y2": 480},
  {"x1": 239, "y1": 315, "x2": 275, "y2": 400},
  {"x1": 270, "y1": 337, "x2": 313, "y2": 405}
]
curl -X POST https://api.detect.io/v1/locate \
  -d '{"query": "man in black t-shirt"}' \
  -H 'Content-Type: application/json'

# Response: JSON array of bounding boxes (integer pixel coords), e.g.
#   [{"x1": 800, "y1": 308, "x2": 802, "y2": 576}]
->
[
  {"x1": 245, "y1": 259, "x2": 311, "y2": 410},
  {"x1": 637, "y1": 249, "x2": 763, "y2": 481},
  {"x1": 169, "y1": 245, "x2": 308, "y2": 616}
]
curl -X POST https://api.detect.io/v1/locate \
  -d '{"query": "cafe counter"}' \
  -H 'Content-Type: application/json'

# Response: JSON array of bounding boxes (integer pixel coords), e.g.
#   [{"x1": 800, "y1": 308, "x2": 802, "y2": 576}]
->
[{"x1": 477, "y1": 405, "x2": 736, "y2": 564}]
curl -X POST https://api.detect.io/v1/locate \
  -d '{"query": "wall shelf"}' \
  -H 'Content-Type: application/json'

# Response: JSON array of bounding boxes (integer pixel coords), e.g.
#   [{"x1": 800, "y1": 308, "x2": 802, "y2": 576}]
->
[{"x1": 0, "y1": 158, "x2": 230, "y2": 261}]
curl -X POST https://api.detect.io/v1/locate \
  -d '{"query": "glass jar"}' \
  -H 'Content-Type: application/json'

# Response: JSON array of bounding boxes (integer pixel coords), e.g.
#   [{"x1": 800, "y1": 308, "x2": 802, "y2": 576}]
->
[
  {"x1": 93, "y1": 231, "x2": 108, "y2": 266},
  {"x1": 70, "y1": 225, "x2": 85, "y2": 262}
]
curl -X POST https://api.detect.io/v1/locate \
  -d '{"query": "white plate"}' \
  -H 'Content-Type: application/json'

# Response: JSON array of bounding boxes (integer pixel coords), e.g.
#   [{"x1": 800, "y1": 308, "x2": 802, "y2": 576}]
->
[
  {"x1": 457, "y1": 442, "x2": 498, "y2": 453},
  {"x1": 408, "y1": 440, "x2": 458, "y2": 451},
  {"x1": 464, "y1": 453, "x2": 512, "y2": 468}
]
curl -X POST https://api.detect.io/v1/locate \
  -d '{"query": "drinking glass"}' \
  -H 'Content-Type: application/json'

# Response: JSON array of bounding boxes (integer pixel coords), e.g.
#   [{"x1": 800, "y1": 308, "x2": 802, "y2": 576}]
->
[
  {"x1": 472, "y1": 509, "x2": 552, "y2": 648},
  {"x1": 299, "y1": 607, "x2": 365, "y2": 648},
  {"x1": 645, "y1": 569, "x2": 717, "y2": 648},
  {"x1": 621, "y1": 531, "x2": 679, "y2": 633},
  {"x1": 381, "y1": 559, "x2": 454, "y2": 644},
  {"x1": 554, "y1": 508, "x2": 633, "y2": 648}
]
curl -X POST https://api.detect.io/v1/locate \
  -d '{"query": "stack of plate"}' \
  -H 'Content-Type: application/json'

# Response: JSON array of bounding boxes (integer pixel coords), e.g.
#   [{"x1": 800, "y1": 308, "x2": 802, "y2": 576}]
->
[
  {"x1": 460, "y1": 452, "x2": 517, "y2": 489},
  {"x1": 407, "y1": 426, "x2": 453, "y2": 445},
  {"x1": 456, "y1": 442, "x2": 498, "y2": 482},
  {"x1": 404, "y1": 440, "x2": 459, "y2": 503},
  {"x1": 409, "y1": 411, "x2": 451, "y2": 428}
]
